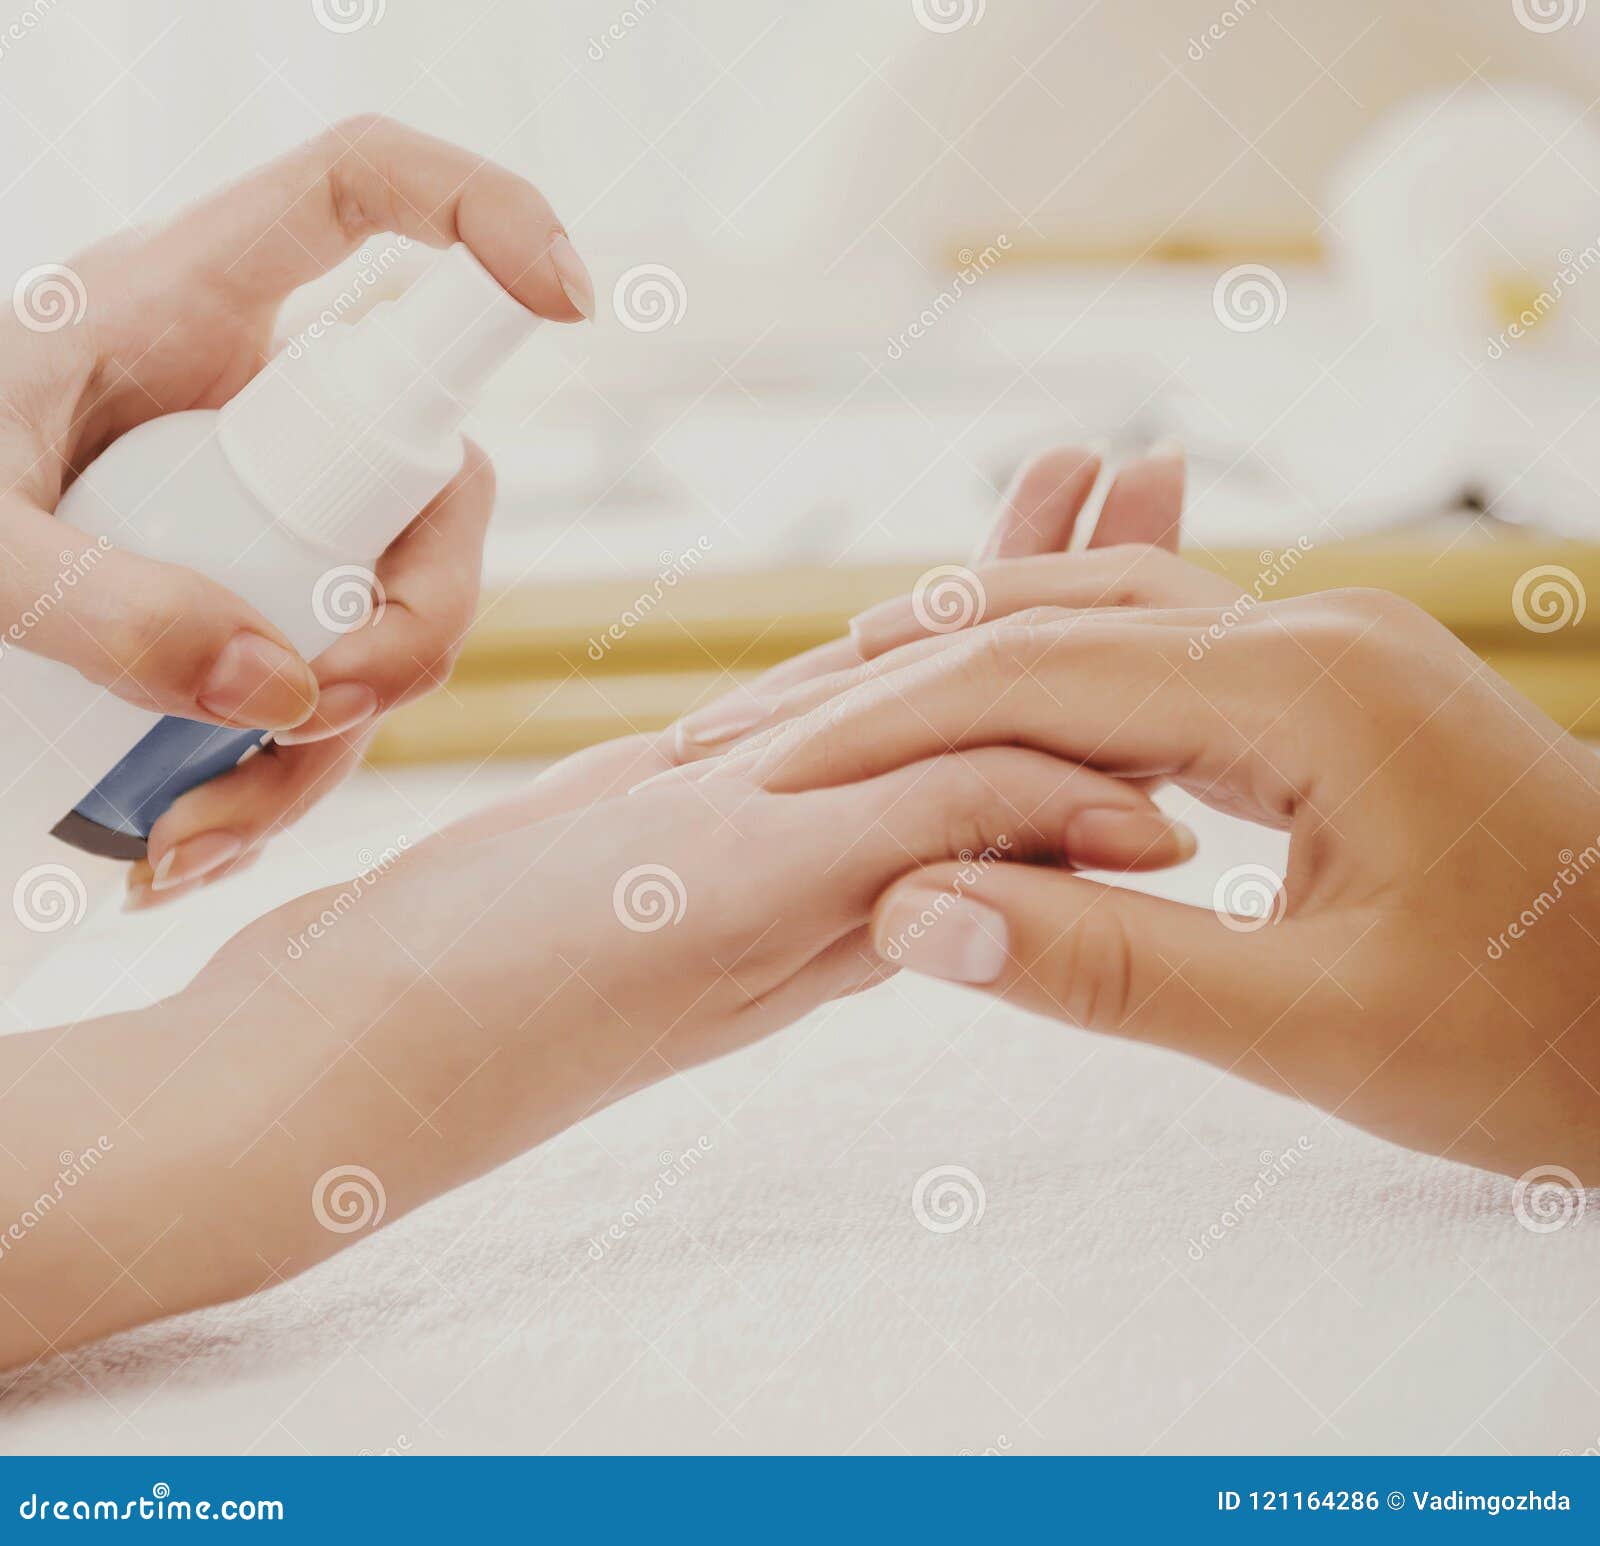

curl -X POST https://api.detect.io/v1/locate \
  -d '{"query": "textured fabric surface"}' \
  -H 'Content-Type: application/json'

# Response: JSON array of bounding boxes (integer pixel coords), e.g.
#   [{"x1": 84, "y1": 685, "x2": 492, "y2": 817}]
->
[{"x1": 1, "y1": 776, "x2": 1596, "y2": 1454}]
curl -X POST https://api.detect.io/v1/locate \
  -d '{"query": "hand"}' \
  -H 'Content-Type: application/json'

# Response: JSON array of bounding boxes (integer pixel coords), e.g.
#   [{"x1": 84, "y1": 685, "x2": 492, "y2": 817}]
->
[
  {"x1": 0, "y1": 116, "x2": 595, "y2": 906},
  {"x1": 668, "y1": 441, "x2": 1194, "y2": 757},
  {"x1": 0, "y1": 737, "x2": 1186, "y2": 1367},
  {"x1": 656, "y1": 578, "x2": 1600, "y2": 1179},
  {"x1": 441, "y1": 441, "x2": 1195, "y2": 894}
]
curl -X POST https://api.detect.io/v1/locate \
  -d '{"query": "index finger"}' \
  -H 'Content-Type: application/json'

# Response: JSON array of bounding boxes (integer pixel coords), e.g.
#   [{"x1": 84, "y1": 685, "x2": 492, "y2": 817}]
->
[
  {"x1": 715, "y1": 608, "x2": 1335, "y2": 826},
  {"x1": 148, "y1": 115, "x2": 591, "y2": 323}
]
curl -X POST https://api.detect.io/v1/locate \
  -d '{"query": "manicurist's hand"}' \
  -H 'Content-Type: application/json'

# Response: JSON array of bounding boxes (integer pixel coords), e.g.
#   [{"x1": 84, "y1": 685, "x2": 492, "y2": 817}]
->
[
  {"x1": 0, "y1": 742, "x2": 1188, "y2": 1369},
  {"x1": 0, "y1": 117, "x2": 595, "y2": 906},
  {"x1": 658, "y1": 571, "x2": 1600, "y2": 1180}
]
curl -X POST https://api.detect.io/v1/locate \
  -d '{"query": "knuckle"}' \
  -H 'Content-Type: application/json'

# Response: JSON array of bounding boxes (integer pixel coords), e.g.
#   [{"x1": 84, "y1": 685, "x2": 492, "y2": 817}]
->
[
  {"x1": 933, "y1": 755, "x2": 1007, "y2": 862},
  {"x1": 1328, "y1": 586, "x2": 1428, "y2": 631},
  {"x1": 1003, "y1": 604, "x2": 1073, "y2": 630},
  {"x1": 319, "y1": 115, "x2": 404, "y2": 239},
  {"x1": 1097, "y1": 543, "x2": 1170, "y2": 604},
  {"x1": 1284, "y1": 587, "x2": 1437, "y2": 669},
  {"x1": 324, "y1": 113, "x2": 391, "y2": 155},
  {"x1": 1266, "y1": 589, "x2": 1455, "y2": 738},
  {"x1": 1035, "y1": 903, "x2": 1138, "y2": 1032},
  {"x1": 112, "y1": 570, "x2": 211, "y2": 683},
  {"x1": 971, "y1": 619, "x2": 1046, "y2": 679}
]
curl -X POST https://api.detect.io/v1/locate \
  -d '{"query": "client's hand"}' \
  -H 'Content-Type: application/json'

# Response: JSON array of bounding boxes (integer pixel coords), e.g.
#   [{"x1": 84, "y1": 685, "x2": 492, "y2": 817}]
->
[
  {"x1": 654, "y1": 574, "x2": 1600, "y2": 1180},
  {"x1": 0, "y1": 741, "x2": 1187, "y2": 1368},
  {"x1": 505, "y1": 439, "x2": 1189, "y2": 829}
]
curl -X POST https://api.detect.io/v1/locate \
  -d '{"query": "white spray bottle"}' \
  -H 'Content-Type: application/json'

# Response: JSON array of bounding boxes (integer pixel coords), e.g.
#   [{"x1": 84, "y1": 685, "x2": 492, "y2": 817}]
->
[{"x1": 1, "y1": 244, "x2": 536, "y2": 871}]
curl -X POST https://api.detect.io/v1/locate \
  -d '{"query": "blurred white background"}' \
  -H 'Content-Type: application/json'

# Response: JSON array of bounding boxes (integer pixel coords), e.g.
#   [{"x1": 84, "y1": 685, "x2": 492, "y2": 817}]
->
[{"x1": 9, "y1": 1, "x2": 1600, "y2": 577}]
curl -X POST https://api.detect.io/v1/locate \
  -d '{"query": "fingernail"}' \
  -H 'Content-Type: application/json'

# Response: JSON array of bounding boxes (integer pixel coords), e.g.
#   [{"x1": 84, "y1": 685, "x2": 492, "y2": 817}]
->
[
  {"x1": 273, "y1": 682, "x2": 380, "y2": 746},
  {"x1": 875, "y1": 890, "x2": 1008, "y2": 984},
  {"x1": 1147, "y1": 437, "x2": 1184, "y2": 462},
  {"x1": 846, "y1": 601, "x2": 902, "y2": 655},
  {"x1": 675, "y1": 690, "x2": 767, "y2": 752},
  {"x1": 549, "y1": 233, "x2": 595, "y2": 321},
  {"x1": 1064, "y1": 807, "x2": 1197, "y2": 869},
  {"x1": 198, "y1": 632, "x2": 316, "y2": 729},
  {"x1": 151, "y1": 831, "x2": 244, "y2": 892}
]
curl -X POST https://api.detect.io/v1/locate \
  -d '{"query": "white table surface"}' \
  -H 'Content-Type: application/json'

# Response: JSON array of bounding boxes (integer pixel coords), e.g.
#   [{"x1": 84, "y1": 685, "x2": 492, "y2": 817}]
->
[{"x1": 2, "y1": 761, "x2": 1595, "y2": 1455}]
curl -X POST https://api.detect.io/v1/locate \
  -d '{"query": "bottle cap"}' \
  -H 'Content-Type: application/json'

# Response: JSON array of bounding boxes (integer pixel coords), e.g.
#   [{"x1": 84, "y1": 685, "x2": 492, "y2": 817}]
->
[{"x1": 217, "y1": 244, "x2": 539, "y2": 558}]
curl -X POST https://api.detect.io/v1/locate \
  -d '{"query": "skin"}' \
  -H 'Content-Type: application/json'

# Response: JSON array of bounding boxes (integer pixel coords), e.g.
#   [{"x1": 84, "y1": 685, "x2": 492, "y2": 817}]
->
[
  {"x1": 659, "y1": 475, "x2": 1600, "y2": 1181},
  {"x1": 0, "y1": 445, "x2": 1190, "y2": 1371},
  {"x1": 0, "y1": 118, "x2": 596, "y2": 906}
]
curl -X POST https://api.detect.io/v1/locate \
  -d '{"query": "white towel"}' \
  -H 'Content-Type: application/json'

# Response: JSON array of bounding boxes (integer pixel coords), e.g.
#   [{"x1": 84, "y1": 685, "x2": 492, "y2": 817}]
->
[{"x1": 1, "y1": 789, "x2": 1593, "y2": 1455}]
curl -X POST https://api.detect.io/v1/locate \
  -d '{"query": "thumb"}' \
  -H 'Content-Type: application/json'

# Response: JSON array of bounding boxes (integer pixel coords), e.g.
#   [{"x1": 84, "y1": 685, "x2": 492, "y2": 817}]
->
[
  {"x1": 871, "y1": 861, "x2": 1309, "y2": 1060},
  {"x1": 3, "y1": 516, "x2": 318, "y2": 730}
]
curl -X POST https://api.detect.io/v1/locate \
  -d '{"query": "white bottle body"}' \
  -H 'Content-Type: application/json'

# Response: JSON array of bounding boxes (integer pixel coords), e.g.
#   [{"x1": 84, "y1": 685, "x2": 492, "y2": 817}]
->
[
  {"x1": 1, "y1": 411, "x2": 379, "y2": 898},
  {"x1": 58, "y1": 409, "x2": 364, "y2": 654}
]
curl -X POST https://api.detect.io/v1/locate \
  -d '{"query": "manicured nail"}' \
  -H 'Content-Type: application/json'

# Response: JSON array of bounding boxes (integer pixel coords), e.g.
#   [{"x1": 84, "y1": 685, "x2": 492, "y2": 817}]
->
[
  {"x1": 674, "y1": 690, "x2": 768, "y2": 752},
  {"x1": 198, "y1": 631, "x2": 316, "y2": 729},
  {"x1": 875, "y1": 890, "x2": 1008, "y2": 984},
  {"x1": 151, "y1": 831, "x2": 244, "y2": 892},
  {"x1": 846, "y1": 600, "x2": 904, "y2": 655},
  {"x1": 549, "y1": 233, "x2": 595, "y2": 320},
  {"x1": 1064, "y1": 807, "x2": 1196, "y2": 869},
  {"x1": 274, "y1": 682, "x2": 380, "y2": 746}
]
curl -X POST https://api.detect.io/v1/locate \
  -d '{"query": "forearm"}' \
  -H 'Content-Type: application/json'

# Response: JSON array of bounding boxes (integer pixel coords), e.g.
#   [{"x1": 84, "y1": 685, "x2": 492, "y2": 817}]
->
[{"x1": 0, "y1": 908, "x2": 606, "y2": 1370}]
